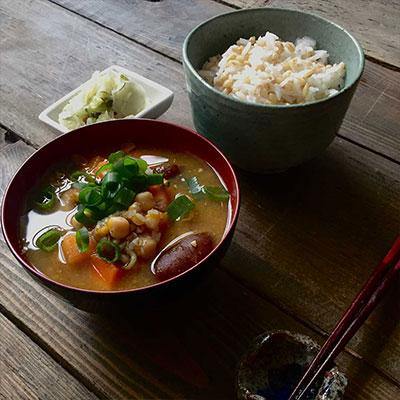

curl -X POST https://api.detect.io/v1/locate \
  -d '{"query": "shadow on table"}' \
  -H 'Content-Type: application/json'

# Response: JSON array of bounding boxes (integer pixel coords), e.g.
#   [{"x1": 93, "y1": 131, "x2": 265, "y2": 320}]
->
[{"x1": 83, "y1": 267, "x2": 260, "y2": 400}]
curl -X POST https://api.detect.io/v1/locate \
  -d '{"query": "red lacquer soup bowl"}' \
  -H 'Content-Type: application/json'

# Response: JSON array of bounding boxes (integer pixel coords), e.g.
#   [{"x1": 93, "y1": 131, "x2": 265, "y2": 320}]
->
[{"x1": 1, "y1": 119, "x2": 240, "y2": 312}]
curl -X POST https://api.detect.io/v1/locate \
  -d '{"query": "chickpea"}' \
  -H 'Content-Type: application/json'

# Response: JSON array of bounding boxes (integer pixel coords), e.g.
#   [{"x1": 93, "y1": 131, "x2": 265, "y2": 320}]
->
[
  {"x1": 133, "y1": 236, "x2": 157, "y2": 259},
  {"x1": 107, "y1": 217, "x2": 130, "y2": 239},
  {"x1": 128, "y1": 202, "x2": 141, "y2": 212},
  {"x1": 129, "y1": 211, "x2": 146, "y2": 226},
  {"x1": 145, "y1": 209, "x2": 162, "y2": 231},
  {"x1": 94, "y1": 224, "x2": 109, "y2": 241},
  {"x1": 135, "y1": 191, "x2": 155, "y2": 212}
]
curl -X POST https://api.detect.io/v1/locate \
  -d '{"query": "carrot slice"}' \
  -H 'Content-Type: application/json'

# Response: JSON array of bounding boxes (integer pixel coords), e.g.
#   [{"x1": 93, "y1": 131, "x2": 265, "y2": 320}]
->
[
  {"x1": 90, "y1": 255, "x2": 124, "y2": 288},
  {"x1": 61, "y1": 234, "x2": 96, "y2": 266}
]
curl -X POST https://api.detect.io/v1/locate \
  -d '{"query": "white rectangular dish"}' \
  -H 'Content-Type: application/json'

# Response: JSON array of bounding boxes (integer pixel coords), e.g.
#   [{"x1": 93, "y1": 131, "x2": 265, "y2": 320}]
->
[{"x1": 39, "y1": 65, "x2": 174, "y2": 133}]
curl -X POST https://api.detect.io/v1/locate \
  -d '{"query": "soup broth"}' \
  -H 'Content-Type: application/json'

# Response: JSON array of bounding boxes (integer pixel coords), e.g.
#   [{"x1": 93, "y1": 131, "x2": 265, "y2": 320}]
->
[{"x1": 21, "y1": 147, "x2": 229, "y2": 291}]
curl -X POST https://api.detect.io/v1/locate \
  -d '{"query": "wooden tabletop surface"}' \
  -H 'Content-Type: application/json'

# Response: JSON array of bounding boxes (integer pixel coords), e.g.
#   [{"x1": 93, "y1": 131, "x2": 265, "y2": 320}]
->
[{"x1": 0, "y1": 0, "x2": 399, "y2": 399}]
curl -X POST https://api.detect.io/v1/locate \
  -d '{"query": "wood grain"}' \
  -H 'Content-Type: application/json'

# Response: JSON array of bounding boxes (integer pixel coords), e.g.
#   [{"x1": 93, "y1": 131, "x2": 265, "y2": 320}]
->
[
  {"x1": 50, "y1": 0, "x2": 229, "y2": 61},
  {"x1": 0, "y1": 313, "x2": 98, "y2": 400},
  {"x1": 221, "y1": 0, "x2": 400, "y2": 69},
  {"x1": 31, "y1": 0, "x2": 400, "y2": 162},
  {"x1": 0, "y1": 141, "x2": 34, "y2": 201},
  {"x1": 0, "y1": 241, "x2": 399, "y2": 400},
  {"x1": 0, "y1": 127, "x2": 7, "y2": 150}
]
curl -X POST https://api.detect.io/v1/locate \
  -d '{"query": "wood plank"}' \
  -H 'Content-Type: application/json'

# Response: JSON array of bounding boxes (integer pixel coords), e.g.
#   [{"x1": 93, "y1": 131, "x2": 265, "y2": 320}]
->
[
  {"x1": 0, "y1": 241, "x2": 399, "y2": 400},
  {"x1": 50, "y1": 0, "x2": 229, "y2": 62},
  {"x1": 0, "y1": 141, "x2": 35, "y2": 201},
  {"x1": 222, "y1": 0, "x2": 400, "y2": 69},
  {"x1": 21, "y1": 0, "x2": 400, "y2": 162},
  {"x1": 0, "y1": 313, "x2": 98, "y2": 400},
  {"x1": 0, "y1": 127, "x2": 7, "y2": 149}
]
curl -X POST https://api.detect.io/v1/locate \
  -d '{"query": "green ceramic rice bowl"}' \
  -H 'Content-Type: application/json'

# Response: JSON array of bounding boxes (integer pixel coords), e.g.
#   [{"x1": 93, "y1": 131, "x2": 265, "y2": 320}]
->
[{"x1": 182, "y1": 8, "x2": 364, "y2": 173}]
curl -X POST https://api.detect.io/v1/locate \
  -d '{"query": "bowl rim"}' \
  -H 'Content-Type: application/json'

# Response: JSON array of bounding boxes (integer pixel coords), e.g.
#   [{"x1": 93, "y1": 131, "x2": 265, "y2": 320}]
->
[
  {"x1": 182, "y1": 7, "x2": 365, "y2": 109},
  {"x1": 1, "y1": 119, "x2": 240, "y2": 296}
]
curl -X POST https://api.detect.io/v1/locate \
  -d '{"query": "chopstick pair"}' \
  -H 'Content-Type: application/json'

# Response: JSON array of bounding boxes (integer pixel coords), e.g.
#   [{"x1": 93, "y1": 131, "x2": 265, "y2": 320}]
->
[{"x1": 288, "y1": 236, "x2": 400, "y2": 400}]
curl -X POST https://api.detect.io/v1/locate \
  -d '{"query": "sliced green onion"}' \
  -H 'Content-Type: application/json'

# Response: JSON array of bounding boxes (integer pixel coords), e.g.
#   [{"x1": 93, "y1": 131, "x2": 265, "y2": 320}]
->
[
  {"x1": 79, "y1": 186, "x2": 103, "y2": 207},
  {"x1": 136, "y1": 158, "x2": 148, "y2": 174},
  {"x1": 186, "y1": 176, "x2": 230, "y2": 201},
  {"x1": 167, "y1": 195, "x2": 195, "y2": 221},
  {"x1": 34, "y1": 186, "x2": 57, "y2": 211},
  {"x1": 108, "y1": 150, "x2": 126, "y2": 163},
  {"x1": 186, "y1": 176, "x2": 203, "y2": 195},
  {"x1": 96, "y1": 239, "x2": 121, "y2": 263},
  {"x1": 202, "y1": 186, "x2": 230, "y2": 201},
  {"x1": 127, "y1": 174, "x2": 147, "y2": 191},
  {"x1": 146, "y1": 173, "x2": 163, "y2": 186},
  {"x1": 123, "y1": 156, "x2": 139, "y2": 175},
  {"x1": 36, "y1": 228, "x2": 64, "y2": 252},
  {"x1": 74, "y1": 205, "x2": 96, "y2": 226},
  {"x1": 95, "y1": 163, "x2": 112, "y2": 177},
  {"x1": 113, "y1": 186, "x2": 135, "y2": 208},
  {"x1": 113, "y1": 156, "x2": 139, "y2": 177},
  {"x1": 92, "y1": 201, "x2": 109, "y2": 215},
  {"x1": 101, "y1": 172, "x2": 120, "y2": 192},
  {"x1": 76, "y1": 227, "x2": 89, "y2": 253},
  {"x1": 70, "y1": 170, "x2": 95, "y2": 183}
]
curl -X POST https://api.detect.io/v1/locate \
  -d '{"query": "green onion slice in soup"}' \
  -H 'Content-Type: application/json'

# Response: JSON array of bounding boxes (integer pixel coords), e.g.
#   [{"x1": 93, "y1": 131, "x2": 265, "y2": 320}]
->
[
  {"x1": 101, "y1": 172, "x2": 121, "y2": 193},
  {"x1": 202, "y1": 186, "x2": 230, "y2": 201},
  {"x1": 79, "y1": 186, "x2": 103, "y2": 207},
  {"x1": 113, "y1": 186, "x2": 136, "y2": 208},
  {"x1": 146, "y1": 173, "x2": 163, "y2": 186},
  {"x1": 186, "y1": 176, "x2": 230, "y2": 202},
  {"x1": 74, "y1": 205, "x2": 96, "y2": 227},
  {"x1": 167, "y1": 195, "x2": 195, "y2": 221},
  {"x1": 76, "y1": 227, "x2": 89, "y2": 253},
  {"x1": 108, "y1": 150, "x2": 126, "y2": 163},
  {"x1": 95, "y1": 163, "x2": 112, "y2": 177},
  {"x1": 36, "y1": 228, "x2": 64, "y2": 252},
  {"x1": 96, "y1": 239, "x2": 121, "y2": 263},
  {"x1": 34, "y1": 186, "x2": 57, "y2": 211}
]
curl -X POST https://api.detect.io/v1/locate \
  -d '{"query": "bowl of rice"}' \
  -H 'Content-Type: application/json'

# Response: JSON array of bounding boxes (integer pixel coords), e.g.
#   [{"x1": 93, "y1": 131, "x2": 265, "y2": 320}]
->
[{"x1": 182, "y1": 8, "x2": 364, "y2": 173}]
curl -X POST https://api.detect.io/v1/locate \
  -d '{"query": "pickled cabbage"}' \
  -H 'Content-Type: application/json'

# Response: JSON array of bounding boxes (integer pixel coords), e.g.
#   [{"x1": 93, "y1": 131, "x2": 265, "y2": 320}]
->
[{"x1": 59, "y1": 70, "x2": 147, "y2": 130}]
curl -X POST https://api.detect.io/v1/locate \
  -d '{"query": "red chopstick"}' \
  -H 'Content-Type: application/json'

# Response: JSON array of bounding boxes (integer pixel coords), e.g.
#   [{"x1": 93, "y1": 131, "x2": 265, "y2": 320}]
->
[{"x1": 288, "y1": 236, "x2": 400, "y2": 400}]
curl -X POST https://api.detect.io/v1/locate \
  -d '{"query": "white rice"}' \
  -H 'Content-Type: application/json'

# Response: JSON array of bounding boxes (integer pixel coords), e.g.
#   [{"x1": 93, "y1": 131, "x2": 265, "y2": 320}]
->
[{"x1": 199, "y1": 32, "x2": 346, "y2": 105}]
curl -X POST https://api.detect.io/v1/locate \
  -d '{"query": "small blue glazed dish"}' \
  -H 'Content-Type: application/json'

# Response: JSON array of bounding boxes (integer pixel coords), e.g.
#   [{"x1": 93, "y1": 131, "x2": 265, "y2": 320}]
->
[{"x1": 237, "y1": 331, "x2": 347, "y2": 400}]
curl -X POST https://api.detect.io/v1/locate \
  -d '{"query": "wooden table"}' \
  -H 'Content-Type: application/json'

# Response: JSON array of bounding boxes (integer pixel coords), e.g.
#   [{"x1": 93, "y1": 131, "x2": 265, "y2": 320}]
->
[{"x1": 0, "y1": 1, "x2": 399, "y2": 398}]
